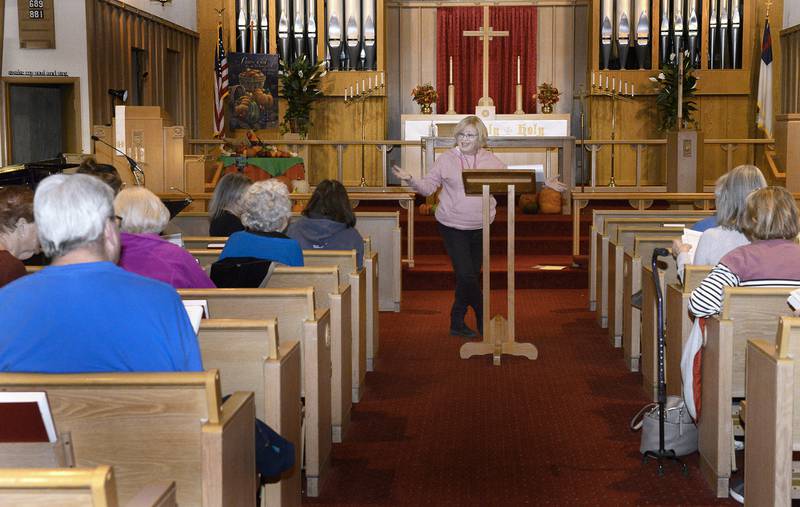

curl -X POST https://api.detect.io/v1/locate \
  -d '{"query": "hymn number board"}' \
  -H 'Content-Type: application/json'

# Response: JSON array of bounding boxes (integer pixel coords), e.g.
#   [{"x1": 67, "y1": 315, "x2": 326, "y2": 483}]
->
[{"x1": 17, "y1": 0, "x2": 55, "y2": 49}]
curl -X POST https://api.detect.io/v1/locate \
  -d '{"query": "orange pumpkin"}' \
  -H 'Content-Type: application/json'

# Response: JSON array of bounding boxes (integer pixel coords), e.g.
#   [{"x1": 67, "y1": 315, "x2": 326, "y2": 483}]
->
[
  {"x1": 518, "y1": 193, "x2": 537, "y2": 208},
  {"x1": 538, "y1": 187, "x2": 562, "y2": 214}
]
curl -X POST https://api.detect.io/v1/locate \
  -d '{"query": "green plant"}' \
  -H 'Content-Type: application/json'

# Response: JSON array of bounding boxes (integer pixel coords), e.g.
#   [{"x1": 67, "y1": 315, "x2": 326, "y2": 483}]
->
[
  {"x1": 650, "y1": 52, "x2": 698, "y2": 131},
  {"x1": 536, "y1": 82, "x2": 560, "y2": 107},
  {"x1": 411, "y1": 83, "x2": 438, "y2": 106},
  {"x1": 279, "y1": 56, "x2": 326, "y2": 137}
]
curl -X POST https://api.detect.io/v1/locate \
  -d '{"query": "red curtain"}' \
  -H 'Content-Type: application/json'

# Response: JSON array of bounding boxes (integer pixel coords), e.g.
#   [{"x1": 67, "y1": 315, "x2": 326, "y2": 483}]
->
[{"x1": 436, "y1": 7, "x2": 537, "y2": 115}]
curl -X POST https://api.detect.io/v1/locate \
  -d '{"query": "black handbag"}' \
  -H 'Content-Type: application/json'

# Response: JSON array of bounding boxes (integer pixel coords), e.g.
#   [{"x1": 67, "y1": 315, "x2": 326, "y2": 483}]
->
[{"x1": 210, "y1": 256, "x2": 272, "y2": 288}]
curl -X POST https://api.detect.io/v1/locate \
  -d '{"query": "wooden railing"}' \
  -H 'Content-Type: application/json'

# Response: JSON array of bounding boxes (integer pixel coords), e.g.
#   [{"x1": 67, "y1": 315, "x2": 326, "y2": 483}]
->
[
  {"x1": 187, "y1": 139, "x2": 421, "y2": 187},
  {"x1": 574, "y1": 138, "x2": 775, "y2": 190}
]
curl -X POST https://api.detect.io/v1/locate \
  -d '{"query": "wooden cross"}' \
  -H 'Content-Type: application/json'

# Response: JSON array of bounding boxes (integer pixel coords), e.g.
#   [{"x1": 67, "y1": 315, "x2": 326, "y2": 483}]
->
[{"x1": 462, "y1": 5, "x2": 509, "y2": 107}]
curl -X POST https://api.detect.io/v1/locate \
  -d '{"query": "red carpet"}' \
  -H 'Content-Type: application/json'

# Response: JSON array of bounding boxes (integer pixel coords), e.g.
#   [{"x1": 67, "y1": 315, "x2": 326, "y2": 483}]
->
[{"x1": 303, "y1": 289, "x2": 737, "y2": 505}]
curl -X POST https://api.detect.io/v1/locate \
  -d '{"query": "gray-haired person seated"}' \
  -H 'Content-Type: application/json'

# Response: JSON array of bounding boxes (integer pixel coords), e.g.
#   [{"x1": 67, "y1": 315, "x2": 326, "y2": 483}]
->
[
  {"x1": 212, "y1": 179, "x2": 303, "y2": 287},
  {"x1": 0, "y1": 173, "x2": 202, "y2": 373}
]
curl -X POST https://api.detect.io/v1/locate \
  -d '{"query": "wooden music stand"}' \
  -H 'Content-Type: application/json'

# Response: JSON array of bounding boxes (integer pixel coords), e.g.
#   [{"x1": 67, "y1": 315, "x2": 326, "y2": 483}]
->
[{"x1": 460, "y1": 169, "x2": 538, "y2": 365}]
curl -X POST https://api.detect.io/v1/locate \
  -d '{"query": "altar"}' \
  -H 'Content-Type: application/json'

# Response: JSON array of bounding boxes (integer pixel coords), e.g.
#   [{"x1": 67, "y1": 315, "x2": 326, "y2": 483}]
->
[{"x1": 400, "y1": 113, "x2": 571, "y2": 179}]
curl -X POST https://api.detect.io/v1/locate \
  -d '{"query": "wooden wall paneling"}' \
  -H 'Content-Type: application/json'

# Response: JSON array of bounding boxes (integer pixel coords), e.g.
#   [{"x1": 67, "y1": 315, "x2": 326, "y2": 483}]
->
[
  {"x1": 88, "y1": 1, "x2": 198, "y2": 136},
  {"x1": 537, "y1": 7, "x2": 554, "y2": 87}
]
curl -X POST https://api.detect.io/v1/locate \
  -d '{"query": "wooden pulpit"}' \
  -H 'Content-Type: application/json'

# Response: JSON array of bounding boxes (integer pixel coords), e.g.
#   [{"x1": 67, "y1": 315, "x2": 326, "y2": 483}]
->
[{"x1": 460, "y1": 169, "x2": 538, "y2": 365}]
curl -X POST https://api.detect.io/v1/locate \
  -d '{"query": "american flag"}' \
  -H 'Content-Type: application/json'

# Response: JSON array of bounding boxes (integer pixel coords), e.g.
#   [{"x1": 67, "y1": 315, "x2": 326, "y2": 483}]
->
[{"x1": 213, "y1": 22, "x2": 229, "y2": 137}]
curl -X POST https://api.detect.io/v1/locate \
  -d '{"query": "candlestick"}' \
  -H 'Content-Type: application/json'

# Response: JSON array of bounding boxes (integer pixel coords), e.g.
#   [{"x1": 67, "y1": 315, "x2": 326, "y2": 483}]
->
[
  {"x1": 605, "y1": 75, "x2": 609, "y2": 89},
  {"x1": 592, "y1": 71, "x2": 595, "y2": 86},
  {"x1": 612, "y1": 77, "x2": 616, "y2": 91},
  {"x1": 632, "y1": 84, "x2": 635, "y2": 97},
  {"x1": 356, "y1": 82, "x2": 359, "y2": 95},
  {"x1": 381, "y1": 71, "x2": 384, "y2": 86},
  {"x1": 350, "y1": 85, "x2": 354, "y2": 97},
  {"x1": 517, "y1": 55, "x2": 521, "y2": 84},
  {"x1": 677, "y1": 52, "x2": 684, "y2": 123},
  {"x1": 344, "y1": 88, "x2": 348, "y2": 101},
  {"x1": 368, "y1": 76, "x2": 372, "y2": 89},
  {"x1": 449, "y1": 57, "x2": 453, "y2": 84},
  {"x1": 624, "y1": 82, "x2": 628, "y2": 95},
  {"x1": 362, "y1": 79, "x2": 366, "y2": 92},
  {"x1": 619, "y1": 80, "x2": 622, "y2": 93}
]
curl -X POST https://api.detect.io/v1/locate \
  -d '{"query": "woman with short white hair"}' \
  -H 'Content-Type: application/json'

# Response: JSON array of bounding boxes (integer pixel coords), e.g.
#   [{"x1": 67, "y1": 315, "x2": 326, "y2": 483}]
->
[
  {"x1": 114, "y1": 186, "x2": 215, "y2": 288},
  {"x1": 217, "y1": 179, "x2": 303, "y2": 268}
]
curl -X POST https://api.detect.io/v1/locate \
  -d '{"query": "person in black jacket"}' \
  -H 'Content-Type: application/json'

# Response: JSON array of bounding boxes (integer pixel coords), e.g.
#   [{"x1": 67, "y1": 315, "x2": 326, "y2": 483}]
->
[
  {"x1": 208, "y1": 172, "x2": 252, "y2": 236},
  {"x1": 287, "y1": 179, "x2": 364, "y2": 267}
]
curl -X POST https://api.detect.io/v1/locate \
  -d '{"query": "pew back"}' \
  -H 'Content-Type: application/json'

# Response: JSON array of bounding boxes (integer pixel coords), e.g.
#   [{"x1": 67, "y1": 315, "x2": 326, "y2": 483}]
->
[
  {"x1": 0, "y1": 466, "x2": 177, "y2": 507},
  {"x1": 196, "y1": 319, "x2": 302, "y2": 506},
  {"x1": 0, "y1": 370, "x2": 254, "y2": 507}
]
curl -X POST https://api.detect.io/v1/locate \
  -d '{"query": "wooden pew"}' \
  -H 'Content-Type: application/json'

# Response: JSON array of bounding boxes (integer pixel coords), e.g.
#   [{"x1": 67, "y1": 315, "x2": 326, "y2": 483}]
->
[
  {"x1": 350, "y1": 211, "x2": 402, "y2": 312},
  {"x1": 196, "y1": 319, "x2": 302, "y2": 507},
  {"x1": 593, "y1": 213, "x2": 707, "y2": 327},
  {"x1": 176, "y1": 287, "x2": 331, "y2": 498},
  {"x1": 302, "y1": 250, "x2": 367, "y2": 403},
  {"x1": 698, "y1": 288, "x2": 796, "y2": 497},
  {"x1": 743, "y1": 317, "x2": 800, "y2": 506},
  {"x1": 188, "y1": 245, "x2": 380, "y2": 379},
  {"x1": 182, "y1": 237, "x2": 226, "y2": 250},
  {"x1": 607, "y1": 224, "x2": 684, "y2": 348},
  {"x1": 174, "y1": 207, "x2": 402, "y2": 313},
  {"x1": 619, "y1": 235, "x2": 683, "y2": 375},
  {"x1": 0, "y1": 466, "x2": 177, "y2": 507},
  {"x1": 664, "y1": 265, "x2": 714, "y2": 396},
  {"x1": 268, "y1": 266, "x2": 353, "y2": 443},
  {"x1": 589, "y1": 210, "x2": 712, "y2": 316},
  {"x1": 0, "y1": 370, "x2": 255, "y2": 507}
]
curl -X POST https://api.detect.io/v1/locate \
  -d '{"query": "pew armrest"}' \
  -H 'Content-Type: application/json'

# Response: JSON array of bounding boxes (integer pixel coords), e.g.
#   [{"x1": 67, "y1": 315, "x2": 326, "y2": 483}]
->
[
  {"x1": 202, "y1": 390, "x2": 256, "y2": 507},
  {"x1": 125, "y1": 481, "x2": 177, "y2": 507},
  {"x1": 744, "y1": 339, "x2": 794, "y2": 507},
  {"x1": 698, "y1": 316, "x2": 734, "y2": 497}
]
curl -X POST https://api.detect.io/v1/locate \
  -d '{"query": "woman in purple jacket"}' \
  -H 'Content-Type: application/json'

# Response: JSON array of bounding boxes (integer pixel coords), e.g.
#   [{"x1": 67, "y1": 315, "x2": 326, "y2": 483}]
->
[
  {"x1": 393, "y1": 116, "x2": 564, "y2": 338},
  {"x1": 114, "y1": 187, "x2": 215, "y2": 289}
]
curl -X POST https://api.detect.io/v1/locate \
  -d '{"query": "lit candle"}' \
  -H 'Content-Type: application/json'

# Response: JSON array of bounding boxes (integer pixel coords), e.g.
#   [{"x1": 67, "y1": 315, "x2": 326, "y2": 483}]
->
[
  {"x1": 605, "y1": 75, "x2": 609, "y2": 89},
  {"x1": 350, "y1": 85, "x2": 354, "y2": 97},
  {"x1": 612, "y1": 77, "x2": 616, "y2": 91},
  {"x1": 517, "y1": 55, "x2": 521, "y2": 84},
  {"x1": 449, "y1": 57, "x2": 453, "y2": 84},
  {"x1": 631, "y1": 84, "x2": 635, "y2": 97},
  {"x1": 356, "y1": 82, "x2": 359, "y2": 95},
  {"x1": 619, "y1": 80, "x2": 622, "y2": 93},
  {"x1": 592, "y1": 71, "x2": 595, "y2": 86},
  {"x1": 344, "y1": 88, "x2": 348, "y2": 101},
  {"x1": 381, "y1": 71, "x2": 384, "y2": 85}
]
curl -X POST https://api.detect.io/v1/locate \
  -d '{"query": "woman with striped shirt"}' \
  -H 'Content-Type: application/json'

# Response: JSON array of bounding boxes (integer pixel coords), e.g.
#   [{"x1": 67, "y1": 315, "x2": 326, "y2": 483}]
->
[{"x1": 688, "y1": 186, "x2": 800, "y2": 317}]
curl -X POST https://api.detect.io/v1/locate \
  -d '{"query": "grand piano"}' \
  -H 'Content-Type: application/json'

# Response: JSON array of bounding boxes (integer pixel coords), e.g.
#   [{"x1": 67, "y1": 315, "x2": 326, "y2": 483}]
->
[{"x1": 0, "y1": 157, "x2": 78, "y2": 188}]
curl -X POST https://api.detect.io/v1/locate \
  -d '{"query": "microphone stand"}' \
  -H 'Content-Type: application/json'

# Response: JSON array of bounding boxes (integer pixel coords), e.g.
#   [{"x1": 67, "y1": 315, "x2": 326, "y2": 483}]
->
[{"x1": 90, "y1": 135, "x2": 144, "y2": 186}]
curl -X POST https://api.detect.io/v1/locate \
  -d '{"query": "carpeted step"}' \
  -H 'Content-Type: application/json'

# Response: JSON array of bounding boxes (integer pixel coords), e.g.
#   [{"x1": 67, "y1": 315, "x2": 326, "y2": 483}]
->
[
  {"x1": 404, "y1": 254, "x2": 587, "y2": 290},
  {"x1": 409, "y1": 235, "x2": 589, "y2": 255}
]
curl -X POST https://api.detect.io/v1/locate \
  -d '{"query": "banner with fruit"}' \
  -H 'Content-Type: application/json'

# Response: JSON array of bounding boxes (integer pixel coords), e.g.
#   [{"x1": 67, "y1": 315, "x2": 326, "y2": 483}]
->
[{"x1": 227, "y1": 52, "x2": 279, "y2": 130}]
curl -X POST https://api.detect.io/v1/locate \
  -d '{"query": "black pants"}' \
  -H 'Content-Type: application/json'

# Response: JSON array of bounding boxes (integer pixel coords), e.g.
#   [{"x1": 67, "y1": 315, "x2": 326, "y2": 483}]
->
[{"x1": 438, "y1": 223, "x2": 483, "y2": 330}]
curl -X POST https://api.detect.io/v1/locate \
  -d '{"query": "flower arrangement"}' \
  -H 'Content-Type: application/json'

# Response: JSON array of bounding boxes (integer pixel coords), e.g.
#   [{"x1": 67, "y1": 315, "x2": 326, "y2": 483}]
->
[
  {"x1": 411, "y1": 83, "x2": 438, "y2": 113},
  {"x1": 221, "y1": 130, "x2": 295, "y2": 158},
  {"x1": 536, "y1": 82, "x2": 560, "y2": 113},
  {"x1": 279, "y1": 55, "x2": 327, "y2": 137},
  {"x1": 650, "y1": 51, "x2": 698, "y2": 131}
]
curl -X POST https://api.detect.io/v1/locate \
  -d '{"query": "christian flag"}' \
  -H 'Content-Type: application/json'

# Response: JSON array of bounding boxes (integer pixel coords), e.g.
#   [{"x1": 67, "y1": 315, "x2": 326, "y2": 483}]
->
[
  {"x1": 756, "y1": 19, "x2": 773, "y2": 137},
  {"x1": 213, "y1": 22, "x2": 229, "y2": 138}
]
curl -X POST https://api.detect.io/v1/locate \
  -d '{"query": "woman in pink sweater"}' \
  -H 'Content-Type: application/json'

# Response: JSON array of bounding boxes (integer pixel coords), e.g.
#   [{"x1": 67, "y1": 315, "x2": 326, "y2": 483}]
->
[{"x1": 393, "y1": 116, "x2": 564, "y2": 338}]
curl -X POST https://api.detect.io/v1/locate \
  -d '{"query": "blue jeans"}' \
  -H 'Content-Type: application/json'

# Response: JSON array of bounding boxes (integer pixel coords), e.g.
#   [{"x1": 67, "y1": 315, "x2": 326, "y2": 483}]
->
[{"x1": 438, "y1": 223, "x2": 483, "y2": 330}]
